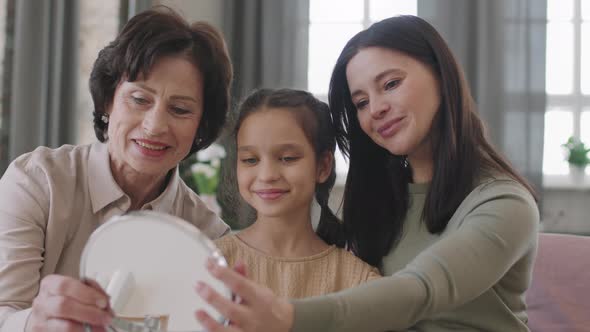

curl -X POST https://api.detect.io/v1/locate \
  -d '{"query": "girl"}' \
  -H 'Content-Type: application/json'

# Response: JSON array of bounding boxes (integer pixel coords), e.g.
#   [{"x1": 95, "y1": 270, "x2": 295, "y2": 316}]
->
[
  {"x1": 195, "y1": 15, "x2": 539, "y2": 332},
  {"x1": 214, "y1": 88, "x2": 379, "y2": 299}
]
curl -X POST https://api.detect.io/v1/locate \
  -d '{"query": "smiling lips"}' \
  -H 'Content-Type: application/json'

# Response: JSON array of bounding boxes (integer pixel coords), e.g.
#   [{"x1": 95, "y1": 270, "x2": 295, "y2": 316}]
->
[
  {"x1": 254, "y1": 189, "x2": 288, "y2": 201},
  {"x1": 133, "y1": 139, "x2": 170, "y2": 157},
  {"x1": 377, "y1": 117, "x2": 405, "y2": 138}
]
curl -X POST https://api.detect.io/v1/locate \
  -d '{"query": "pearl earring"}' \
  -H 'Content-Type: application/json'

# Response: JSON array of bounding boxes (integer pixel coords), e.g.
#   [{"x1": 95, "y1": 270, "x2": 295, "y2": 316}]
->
[{"x1": 101, "y1": 114, "x2": 109, "y2": 124}]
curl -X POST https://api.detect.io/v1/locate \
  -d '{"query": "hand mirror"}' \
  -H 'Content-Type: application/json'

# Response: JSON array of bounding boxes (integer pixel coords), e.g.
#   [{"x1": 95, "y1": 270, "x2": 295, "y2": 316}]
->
[{"x1": 80, "y1": 211, "x2": 230, "y2": 331}]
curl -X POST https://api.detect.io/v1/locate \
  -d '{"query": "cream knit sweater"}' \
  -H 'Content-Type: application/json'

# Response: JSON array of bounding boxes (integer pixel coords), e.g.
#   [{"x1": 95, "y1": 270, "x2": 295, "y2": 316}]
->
[{"x1": 215, "y1": 234, "x2": 381, "y2": 299}]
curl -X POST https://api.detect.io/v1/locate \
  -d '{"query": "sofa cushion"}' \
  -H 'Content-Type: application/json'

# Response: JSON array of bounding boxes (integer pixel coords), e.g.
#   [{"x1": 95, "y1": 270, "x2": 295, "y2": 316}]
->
[{"x1": 527, "y1": 233, "x2": 590, "y2": 331}]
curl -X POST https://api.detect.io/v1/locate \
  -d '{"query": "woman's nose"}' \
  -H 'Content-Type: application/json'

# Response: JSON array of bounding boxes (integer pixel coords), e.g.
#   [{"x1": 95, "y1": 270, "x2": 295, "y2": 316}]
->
[
  {"x1": 369, "y1": 95, "x2": 390, "y2": 119},
  {"x1": 142, "y1": 104, "x2": 168, "y2": 136}
]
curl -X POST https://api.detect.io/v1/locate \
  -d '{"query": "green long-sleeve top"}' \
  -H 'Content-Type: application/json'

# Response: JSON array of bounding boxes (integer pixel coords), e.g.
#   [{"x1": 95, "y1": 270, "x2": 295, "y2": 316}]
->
[{"x1": 292, "y1": 177, "x2": 539, "y2": 331}]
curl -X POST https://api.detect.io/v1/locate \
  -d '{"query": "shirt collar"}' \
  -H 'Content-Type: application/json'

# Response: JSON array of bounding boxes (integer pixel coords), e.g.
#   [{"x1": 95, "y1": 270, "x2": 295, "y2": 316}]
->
[
  {"x1": 88, "y1": 142, "x2": 181, "y2": 214},
  {"x1": 88, "y1": 142, "x2": 125, "y2": 213},
  {"x1": 139, "y1": 167, "x2": 180, "y2": 213}
]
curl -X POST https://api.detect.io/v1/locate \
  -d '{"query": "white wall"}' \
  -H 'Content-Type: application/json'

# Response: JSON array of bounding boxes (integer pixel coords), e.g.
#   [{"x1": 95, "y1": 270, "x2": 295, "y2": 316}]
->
[{"x1": 542, "y1": 189, "x2": 590, "y2": 234}]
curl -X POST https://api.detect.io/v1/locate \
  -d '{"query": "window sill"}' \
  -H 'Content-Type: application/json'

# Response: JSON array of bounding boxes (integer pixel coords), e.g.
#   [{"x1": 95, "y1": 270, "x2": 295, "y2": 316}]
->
[
  {"x1": 337, "y1": 174, "x2": 590, "y2": 190},
  {"x1": 543, "y1": 174, "x2": 590, "y2": 190}
]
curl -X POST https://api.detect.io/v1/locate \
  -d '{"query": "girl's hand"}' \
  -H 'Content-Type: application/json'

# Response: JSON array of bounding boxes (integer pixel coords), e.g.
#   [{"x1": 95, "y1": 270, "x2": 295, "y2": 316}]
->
[
  {"x1": 25, "y1": 275, "x2": 113, "y2": 332},
  {"x1": 195, "y1": 260, "x2": 294, "y2": 332}
]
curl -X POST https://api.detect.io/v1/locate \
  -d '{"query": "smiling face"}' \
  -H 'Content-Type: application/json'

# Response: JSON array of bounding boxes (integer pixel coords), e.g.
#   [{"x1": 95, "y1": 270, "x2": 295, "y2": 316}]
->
[
  {"x1": 106, "y1": 56, "x2": 203, "y2": 180},
  {"x1": 346, "y1": 47, "x2": 441, "y2": 160},
  {"x1": 236, "y1": 108, "x2": 331, "y2": 220}
]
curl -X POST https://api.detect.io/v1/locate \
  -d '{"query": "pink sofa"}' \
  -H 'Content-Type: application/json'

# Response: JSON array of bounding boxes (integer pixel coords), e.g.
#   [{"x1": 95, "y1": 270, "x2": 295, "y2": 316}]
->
[{"x1": 527, "y1": 233, "x2": 590, "y2": 331}]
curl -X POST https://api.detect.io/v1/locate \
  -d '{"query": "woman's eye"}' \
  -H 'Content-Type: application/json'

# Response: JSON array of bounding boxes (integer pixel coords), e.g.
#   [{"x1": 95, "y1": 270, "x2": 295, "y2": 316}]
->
[
  {"x1": 385, "y1": 79, "x2": 401, "y2": 90},
  {"x1": 132, "y1": 96, "x2": 149, "y2": 105},
  {"x1": 355, "y1": 100, "x2": 369, "y2": 110},
  {"x1": 171, "y1": 106, "x2": 191, "y2": 115}
]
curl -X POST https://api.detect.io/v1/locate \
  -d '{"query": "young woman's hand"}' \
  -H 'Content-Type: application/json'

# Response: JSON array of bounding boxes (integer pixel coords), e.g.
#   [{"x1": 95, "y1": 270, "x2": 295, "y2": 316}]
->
[
  {"x1": 25, "y1": 275, "x2": 113, "y2": 332},
  {"x1": 195, "y1": 260, "x2": 294, "y2": 332}
]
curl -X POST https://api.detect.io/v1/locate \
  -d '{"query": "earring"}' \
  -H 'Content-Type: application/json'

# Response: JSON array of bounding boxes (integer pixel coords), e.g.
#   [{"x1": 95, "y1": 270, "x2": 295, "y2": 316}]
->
[
  {"x1": 402, "y1": 156, "x2": 409, "y2": 168},
  {"x1": 195, "y1": 137, "x2": 202, "y2": 145},
  {"x1": 101, "y1": 114, "x2": 109, "y2": 124}
]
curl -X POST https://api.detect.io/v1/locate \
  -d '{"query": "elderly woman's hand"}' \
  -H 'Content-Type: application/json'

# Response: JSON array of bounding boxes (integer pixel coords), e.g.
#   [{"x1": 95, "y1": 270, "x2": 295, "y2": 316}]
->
[
  {"x1": 195, "y1": 260, "x2": 294, "y2": 332},
  {"x1": 25, "y1": 275, "x2": 113, "y2": 332}
]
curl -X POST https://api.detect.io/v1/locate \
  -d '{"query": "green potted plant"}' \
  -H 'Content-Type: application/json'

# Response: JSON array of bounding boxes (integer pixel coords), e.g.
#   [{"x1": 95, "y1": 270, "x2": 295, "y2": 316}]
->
[
  {"x1": 562, "y1": 136, "x2": 590, "y2": 179},
  {"x1": 562, "y1": 136, "x2": 590, "y2": 166}
]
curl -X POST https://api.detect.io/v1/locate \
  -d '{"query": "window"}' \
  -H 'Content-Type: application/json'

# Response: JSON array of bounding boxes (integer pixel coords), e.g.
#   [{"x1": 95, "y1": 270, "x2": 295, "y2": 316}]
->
[
  {"x1": 543, "y1": 0, "x2": 590, "y2": 175},
  {"x1": 76, "y1": 0, "x2": 122, "y2": 144},
  {"x1": 307, "y1": 0, "x2": 417, "y2": 179}
]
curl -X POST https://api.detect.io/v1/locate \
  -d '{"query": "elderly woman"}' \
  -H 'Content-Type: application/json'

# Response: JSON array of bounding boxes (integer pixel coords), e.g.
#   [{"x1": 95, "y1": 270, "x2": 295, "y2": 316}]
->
[{"x1": 0, "y1": 7, "x2": 232, "y2": 332}]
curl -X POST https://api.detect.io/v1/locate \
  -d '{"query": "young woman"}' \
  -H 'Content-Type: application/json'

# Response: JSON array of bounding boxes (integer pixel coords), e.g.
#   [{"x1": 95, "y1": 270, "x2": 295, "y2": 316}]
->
[
  {"x1": 195, "y1": 16, "x2": 539, "y2": 332},
  {"x1": 215, "y1": 88, "x2": 379, "y2": 299}
]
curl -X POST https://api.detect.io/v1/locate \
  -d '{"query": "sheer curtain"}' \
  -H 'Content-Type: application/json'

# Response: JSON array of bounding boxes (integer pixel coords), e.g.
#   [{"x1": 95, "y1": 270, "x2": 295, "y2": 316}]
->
[
  {"x1": 419, "y1": 0, "x2": 547, "y2": 196},
  {"x1": 219, "y1": 0, "x2": 310, "y2": 227},
  {"x1": 126, "y1": 0, "x2": 153, "y2": 19},
  {"x1": 223, "y1": 0, "x2": 309, "y2": 101},
  {"x1": 7, "y1": 0, "x2": 79, "y2": 165}
]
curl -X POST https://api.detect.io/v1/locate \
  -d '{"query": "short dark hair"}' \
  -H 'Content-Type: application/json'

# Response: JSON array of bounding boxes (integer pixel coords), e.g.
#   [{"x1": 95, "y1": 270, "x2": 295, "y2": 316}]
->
[
  {"x1": 89, "y1": 6, "x2": 233, "y2": 155},
  {"x1": 329, "y1": 15, "x2": 537, "y2": 266},
  {"x1": 223, "y1": 88, "x2": 345, "y2": 247}
]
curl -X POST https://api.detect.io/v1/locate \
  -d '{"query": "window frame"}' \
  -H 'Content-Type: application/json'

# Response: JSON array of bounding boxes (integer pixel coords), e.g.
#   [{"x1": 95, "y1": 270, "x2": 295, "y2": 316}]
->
[
  {"x1": 546, "y1": 0, "x2": 585, "y2": 138},
  {"x1": 543, "y1": 0, "x2": 590, "y2": 188}
]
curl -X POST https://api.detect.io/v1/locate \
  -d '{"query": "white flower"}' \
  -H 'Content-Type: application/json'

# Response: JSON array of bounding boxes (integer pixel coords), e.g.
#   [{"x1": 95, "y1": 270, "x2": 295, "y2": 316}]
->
[
  {"x1": 191, "y1": 163, "x2": 217, "y2": 178},
  {"x1": 211, "y1": 158, "x2": 220, "y2": 168},
  {"x1": 197, "y1": 143, "x2": 226, "y2": 161}
]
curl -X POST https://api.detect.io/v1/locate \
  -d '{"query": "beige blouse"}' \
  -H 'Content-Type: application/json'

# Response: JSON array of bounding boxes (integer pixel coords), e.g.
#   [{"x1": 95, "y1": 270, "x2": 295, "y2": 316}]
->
[
  {"x1": 215, "y1": 234, "x2": 380, "y2": 299},
  {"x1": 0, "y1": 143, "x2": 229, "y2": 331}
]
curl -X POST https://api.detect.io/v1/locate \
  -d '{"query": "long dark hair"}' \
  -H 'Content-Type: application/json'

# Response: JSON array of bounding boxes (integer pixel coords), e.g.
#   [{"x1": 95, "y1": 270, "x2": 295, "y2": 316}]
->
[
  {"x1": 231, "y1": 88, "x2": 345, "y2": 247},
  {"x1": 329, "y1": 15, "x2": 537, "y2": 266}
]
